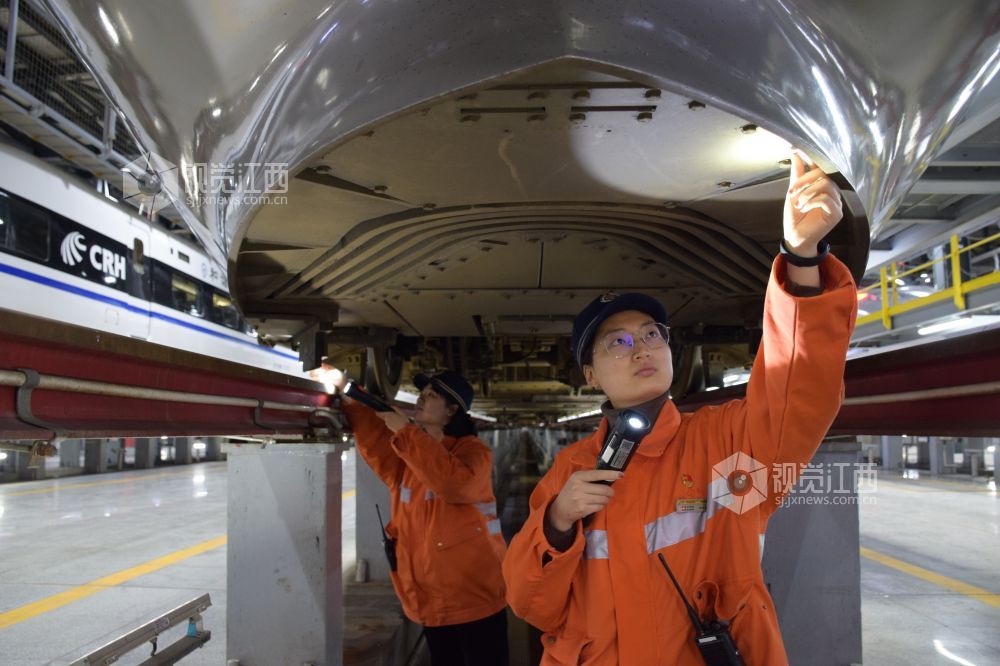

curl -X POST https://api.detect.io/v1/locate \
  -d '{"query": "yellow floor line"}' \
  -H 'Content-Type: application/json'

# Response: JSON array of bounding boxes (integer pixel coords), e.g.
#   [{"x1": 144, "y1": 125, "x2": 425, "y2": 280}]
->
[
  {"x1": 860, "y1": 546, "x2": 1000, "y2": 609},
  {"x1": 0, "y1": 466, "x2": 227, "y2": 498},
  {"x1": 0, "y1": 488, "x2": 357, "y2": 629},
  {"x1": 0, "y1": 535, "x2": 227, "y2": 629}
]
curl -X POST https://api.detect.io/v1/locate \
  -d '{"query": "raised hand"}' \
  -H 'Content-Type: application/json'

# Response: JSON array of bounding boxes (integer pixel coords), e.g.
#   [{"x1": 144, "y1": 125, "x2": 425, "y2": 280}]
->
[{"x1": 783, "y1": 151, "x2": 844, "y2": 257}]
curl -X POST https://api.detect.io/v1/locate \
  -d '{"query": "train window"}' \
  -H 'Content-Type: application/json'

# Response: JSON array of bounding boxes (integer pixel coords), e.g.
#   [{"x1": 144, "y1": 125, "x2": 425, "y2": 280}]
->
[
  {"x1": 5, "y1": 198, "x2": 50, "y2": 261},
  {"x1": 171, "y1": 273, "x2": 204, "y2": 317},
  {"x1": 132, "y1": 238, "x2": 146, "y2": 274},
  {"x1": 210, "y1": 291, "x2": 242, "y2": 329},
  {"x1": 0, "y1": 196, "x2": 8, "y2": 246}
]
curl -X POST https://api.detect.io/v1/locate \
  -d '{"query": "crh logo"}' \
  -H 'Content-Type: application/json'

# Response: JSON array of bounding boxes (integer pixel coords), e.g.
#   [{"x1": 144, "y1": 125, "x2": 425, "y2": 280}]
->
[
  {"x1": 60, "y1": 231, "x2": 86, "y2": 266},
  {"x1": 59, "y1": 232, "x2": 127, "y2": 280}
]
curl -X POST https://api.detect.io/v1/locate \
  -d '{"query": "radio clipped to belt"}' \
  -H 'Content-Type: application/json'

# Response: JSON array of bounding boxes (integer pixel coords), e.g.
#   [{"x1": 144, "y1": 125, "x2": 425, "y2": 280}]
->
[
  {"x1": 658, "y1": 553, "x2": 745, "y2": 665},
  {"x1": 375, "y1": 504, "x2": 398, "y2": 572}
]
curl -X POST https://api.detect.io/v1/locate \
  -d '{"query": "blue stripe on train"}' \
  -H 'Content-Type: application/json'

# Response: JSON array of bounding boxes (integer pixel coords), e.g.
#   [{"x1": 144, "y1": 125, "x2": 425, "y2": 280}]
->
[{"x1": 0, "y1": 261, "x2": 300, "y2": 362}]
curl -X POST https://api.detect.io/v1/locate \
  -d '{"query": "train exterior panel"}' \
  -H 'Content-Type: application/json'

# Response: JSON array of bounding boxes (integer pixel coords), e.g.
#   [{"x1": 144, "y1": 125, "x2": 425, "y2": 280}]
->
[{"x1": 0, "y1": 143, "x2": 303, "y2": 375}]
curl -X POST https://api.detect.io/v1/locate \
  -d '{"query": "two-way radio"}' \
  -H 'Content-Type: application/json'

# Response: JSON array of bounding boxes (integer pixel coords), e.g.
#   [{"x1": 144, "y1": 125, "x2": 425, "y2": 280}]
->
[
  {"x1": 375, "y1": 504, "x2": 398, "y2": 572},
  {"x1": 657, "y1": 553, "x2": 745, "y2": 665}
]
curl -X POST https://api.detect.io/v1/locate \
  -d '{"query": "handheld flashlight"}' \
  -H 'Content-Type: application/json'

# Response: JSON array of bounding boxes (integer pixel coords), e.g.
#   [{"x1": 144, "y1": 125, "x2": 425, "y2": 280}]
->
[
  {"x1": 344, "y1": 381, "x2": 395, "y2": 412},
  {"x1": 595, "y1": 408, "x2": 652, "y2": 481}
]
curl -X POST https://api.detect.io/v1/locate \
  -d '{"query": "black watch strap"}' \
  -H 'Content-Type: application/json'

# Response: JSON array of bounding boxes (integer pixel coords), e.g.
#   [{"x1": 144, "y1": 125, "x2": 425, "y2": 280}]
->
[{"x1": 780, "y1": 239, "x2": 830, "y2": 267}]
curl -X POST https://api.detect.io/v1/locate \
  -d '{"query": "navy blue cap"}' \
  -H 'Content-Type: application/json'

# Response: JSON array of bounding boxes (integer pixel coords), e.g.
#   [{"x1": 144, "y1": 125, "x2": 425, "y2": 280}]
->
[
  {"x1": 571, "y1": 292, "x2": 668, "y2": 367},
  {"x1": 413, "y1": 370, "x2": 474, "y2": 412}
]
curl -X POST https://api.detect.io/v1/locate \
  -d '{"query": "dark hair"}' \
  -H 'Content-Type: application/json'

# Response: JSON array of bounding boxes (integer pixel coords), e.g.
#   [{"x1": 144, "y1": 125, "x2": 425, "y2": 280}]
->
[{"x1": 435, "y1": 388, "x2": 478, "y2": 438}]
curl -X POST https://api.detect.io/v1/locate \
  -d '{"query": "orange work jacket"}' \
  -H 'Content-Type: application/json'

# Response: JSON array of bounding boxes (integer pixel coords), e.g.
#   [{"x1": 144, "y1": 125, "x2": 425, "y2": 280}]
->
[
  {"x1": 343, "y1": 399, "x2": 507, "y2": 627},
  {"x1": 503, "y1": 254, "x2": 857, "y2": 665}
]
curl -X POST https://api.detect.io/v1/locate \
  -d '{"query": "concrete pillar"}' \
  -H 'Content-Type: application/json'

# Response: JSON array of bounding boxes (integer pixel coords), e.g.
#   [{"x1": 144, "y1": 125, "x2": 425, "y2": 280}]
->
[
  {"x1": 992, "y1": 438, "x2": 1000, "y2": 479},
  {"x1": 84, "y1": 439, "x2": 109, "y2": 474},
  {"x1": 134, "y1": 438, "x2": 158, "y2": 469},
  {"x1": 928, "y1": 436, "x2": 942, "y2": 475},
  {"x1": 59, "y1": 439, "x2": 83, "y2": 468},
  {"x1": 226, "y1": 443, "x2": 343, "y2": 665},
  {"x1": 762, "y1": 438, "x2": 863, "y2": 666},
  {"x1": 205, "y1": 437, "x2": 223, "y2": 461},
  {"x1": 106, "y1": 439, "x2": 125, "y2": 470},
  {"x1": 15, "y1": 450, "x2": 47, "y2": 481},
  {"x1": 880, "y1": 435, "x2": 904, "y2": 472},
  {"x1": 356, "y1": 442, "x2": 394, "y2": 582},
  {"x1": 174, "y1": 438, "x2": 192, "y2": 465},
  {"x1": 932, "y1": 245, "x2": 947, "y2": 288}
]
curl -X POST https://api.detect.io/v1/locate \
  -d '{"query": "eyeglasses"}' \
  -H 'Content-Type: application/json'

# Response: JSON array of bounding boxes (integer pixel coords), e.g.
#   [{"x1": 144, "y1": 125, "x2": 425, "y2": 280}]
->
[{"x1": 594, "y1": 322, "x2": 670, "y2": 359}]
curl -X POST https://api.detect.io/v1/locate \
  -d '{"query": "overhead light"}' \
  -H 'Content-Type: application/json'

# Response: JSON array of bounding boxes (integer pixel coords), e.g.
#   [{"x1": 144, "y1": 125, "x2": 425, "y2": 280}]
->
[
  {"x1": 894, "y1": 278, "x2": 905, "y2": 286},
  {"x1": 557, "y1": 408, "x2": 602, "y2": 423},
  {"x1": 723, "y1": 370, "x2": 750, "y2": 386},
  {"x1": 192, "y1": 441, "x2": 207, "y2": 452},
  {"x1": 0, "y1": 452, "x2": 7, "y2": 461},
  {"x1": 918, "y1": 315, "x2": 1000, "y2": 336},
  {"x1": 393, "y1": 389, "x2": 418, "y2": 404},
  {"x1": 705, "y1": 386, "x2": 720, "y2": 392},
  {"x1": 469, "y1": 410, "x2": 498, "y2": 423}
]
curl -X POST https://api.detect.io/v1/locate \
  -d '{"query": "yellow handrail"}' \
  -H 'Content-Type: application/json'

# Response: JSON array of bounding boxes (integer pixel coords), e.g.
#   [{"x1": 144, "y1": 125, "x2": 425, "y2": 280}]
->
[
  {"x1": 856, "y1": 232, "x2": 1000, "y2": 330},
  {"x1": 951, "y1": 235, "x2": 965, "y2": 310}
]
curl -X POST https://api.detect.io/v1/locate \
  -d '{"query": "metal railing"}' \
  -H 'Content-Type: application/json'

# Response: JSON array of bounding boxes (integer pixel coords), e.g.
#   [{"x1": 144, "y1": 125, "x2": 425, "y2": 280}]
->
[{"x1": 857, "y1": 230, "x2": 1000, "y2": 330}]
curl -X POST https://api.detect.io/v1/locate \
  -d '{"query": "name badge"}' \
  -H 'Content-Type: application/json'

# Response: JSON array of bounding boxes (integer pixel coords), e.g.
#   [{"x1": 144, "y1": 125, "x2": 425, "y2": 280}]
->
[{"x1": 675, "y1": 498, "x2": 707, "y2": 513}]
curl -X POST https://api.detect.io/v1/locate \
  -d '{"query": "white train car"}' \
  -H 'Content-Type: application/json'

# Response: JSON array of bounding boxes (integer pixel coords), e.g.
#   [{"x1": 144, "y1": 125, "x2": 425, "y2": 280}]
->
[{"x1": 0, "y1": 142, "x2": 303, "y2": 375}]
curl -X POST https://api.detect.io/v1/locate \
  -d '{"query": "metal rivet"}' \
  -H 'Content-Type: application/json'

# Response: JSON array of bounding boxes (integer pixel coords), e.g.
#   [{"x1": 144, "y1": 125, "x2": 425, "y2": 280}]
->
[
  {"x1": 740, "y1": 123, "x2": 758, "y2": 134},
  {"x1": 527, "y1": 91, "x2": 547, "y2": 100},
  {"x1": 572, "y1": 90, "x2": 590, "y2": 100},
  {"x1": 372, "y1": 185, "x2": 387, "y2": 193},
  {"x1": 569, "y1": 112, "x2": 586, "y2": 124},
  {"x1": 645, "y1": 89, "x2": 661, "y2": 100},
  {"x1": 423, "y1": 203, "x2": 437, "y2": 210},
  {"x1": 437, "y1": 542, "x2": 444, "y2": 548},
  {"x1": 527, "y1": 113, "x2": 547, "y2": 123},
  {"x1": 637, "y1": 112, "x2": 653, "y2": 123},
  {"x1": 457, "y1": 93, "x2": 477, "y2": 101},
  {"x1": 460, "y1": 114, "x2": 481, "y2": 123},
  {"x1": 663, "y1": 201, "x2": 679, "y2": 208},
  {"x1": 688, "y1": 100, "x2": 706, "y2": 110},
  {"x1": 778, "y1": 159, "x2": 792, "y2": 168},
  {"x1": 717, "y1": 180, "x2": 733, "y2": 188}
]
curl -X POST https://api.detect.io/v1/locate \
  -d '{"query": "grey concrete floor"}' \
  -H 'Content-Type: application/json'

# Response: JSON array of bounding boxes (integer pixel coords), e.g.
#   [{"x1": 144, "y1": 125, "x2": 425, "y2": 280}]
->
[
  {"x1": 0, "y1": 453, "x2": 357, "y2": 665},
  {"x1": 1, "y1": 456, "x2": 996, "y2": 665},
  {"x1": 860, "y1": 473, "x2": 1000, "y2": 666}
]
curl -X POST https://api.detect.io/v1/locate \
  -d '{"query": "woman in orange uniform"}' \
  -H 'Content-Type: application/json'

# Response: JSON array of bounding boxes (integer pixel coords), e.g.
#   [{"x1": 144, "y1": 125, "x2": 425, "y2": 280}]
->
[
  {"x1": 330, "y1": 369, "x2": 508, "y2": 666},
  {"x1": 503, "y1": 153, "x2": 858, "y2": 665}
]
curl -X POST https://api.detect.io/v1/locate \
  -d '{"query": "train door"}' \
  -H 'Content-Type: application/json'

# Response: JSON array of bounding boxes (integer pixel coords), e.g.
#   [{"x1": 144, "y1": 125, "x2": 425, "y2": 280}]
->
[{"x1": 126, "y1": 223, "x2": 151, "y2": 339}]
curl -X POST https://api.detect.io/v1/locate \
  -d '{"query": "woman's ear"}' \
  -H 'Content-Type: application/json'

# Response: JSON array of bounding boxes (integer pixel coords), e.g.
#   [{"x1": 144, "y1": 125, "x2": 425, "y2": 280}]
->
[
  {"x1": 447, "y1": 404, "x2": 459, "y2": 419},
  {"x1": 583, "y1": 364, "x2": 600, "y2": 390}
]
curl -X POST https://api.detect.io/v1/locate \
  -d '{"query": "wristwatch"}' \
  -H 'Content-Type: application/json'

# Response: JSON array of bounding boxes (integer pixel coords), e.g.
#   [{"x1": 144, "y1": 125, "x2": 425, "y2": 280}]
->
[{"x1": 780, "y1": 239, "x2": 830, "y2": 267}]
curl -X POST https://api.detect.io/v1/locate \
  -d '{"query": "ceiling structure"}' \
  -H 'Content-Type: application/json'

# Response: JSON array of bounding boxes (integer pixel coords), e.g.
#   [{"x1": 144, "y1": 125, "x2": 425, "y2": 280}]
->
[{"x1": 3, "y1": 1, "x2": 1000, "y2": 423}]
